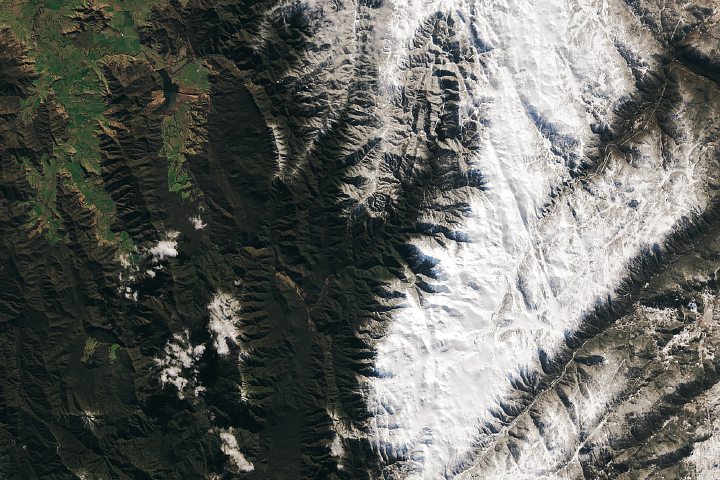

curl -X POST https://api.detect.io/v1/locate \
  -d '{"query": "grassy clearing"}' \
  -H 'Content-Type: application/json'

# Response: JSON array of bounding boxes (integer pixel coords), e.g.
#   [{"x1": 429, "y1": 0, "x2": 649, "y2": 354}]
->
[
  {"x1": 108, "y1": 344, "x2": 121, "y2": 363},
  {"x1": 81, "y1": 337, "x2": 98, "y2": 363},
  {"x1": 161, "y1": 103, "x2": 204, "y2": 200},
  {"x1": 172, "y1": 59, "x2": 211, "y2": 94},
  {"x1": 2, "y1": 0, "x2": 207, "y2": 254}
]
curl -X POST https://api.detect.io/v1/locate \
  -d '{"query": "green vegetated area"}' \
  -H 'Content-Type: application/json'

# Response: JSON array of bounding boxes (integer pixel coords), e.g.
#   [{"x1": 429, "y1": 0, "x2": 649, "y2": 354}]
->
[
  {"x1": 16, "y1": 148, "x2": 130, "y2": 250},
  {"x1": 108, "y1": 343, "x2": 121, "y2": 363},
  {"x1": 1, "y1": 0, "x2": 209, "y2": 249},
  {"x1": 161, "y1": 103, "x2": 205, "y2": 199},
  {"x1": 16, "y1": 154, "x2": 64, "y2": 241},
  {"x1": 80, "y1": 337, "x2": 121, "y2": 364},
  {"x1": 159, "y1": 56, "x2": 210, "y2": 200},
  {"x1": 80, "y1": 337, "x2": 98, "y2": 363},
  {"x1": 172, "y1": 58, "x2": 210, "y2": 92}
]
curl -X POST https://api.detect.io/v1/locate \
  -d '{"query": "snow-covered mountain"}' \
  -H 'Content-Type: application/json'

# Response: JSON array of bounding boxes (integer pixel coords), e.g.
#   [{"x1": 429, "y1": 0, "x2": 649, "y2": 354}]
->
[{"x1": 351, "y1": 0, "x2": 720, "y2": 478}]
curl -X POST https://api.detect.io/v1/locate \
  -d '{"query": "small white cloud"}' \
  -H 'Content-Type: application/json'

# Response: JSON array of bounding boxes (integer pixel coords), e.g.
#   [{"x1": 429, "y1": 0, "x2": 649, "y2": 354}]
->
[
  {"x1": 148, "y1": 231, "x2": 180, "y2": 262},
  {"x1": 330, "y1": 434, "x2": 343, "y2": 460},
  {"x1": 208, "y1": 292, "x2": 241, "y2": 356},
  {"x1": 189, "y1": 215, "x2": 206, "y2": 230},
  {"x1": 149, "y1": 240, "x2": 178, "y2": 261},
  {"x1": 119, "y1": 253, "x2": 132, "y2": 269},
  {"x1": 159, "y1": 366, "x2": 187, "y2": 392},
  {"x1": 155, "y1": 331, "x2": 206, "y2": 399},
  {"x1": 219, "y1": 429, "x2": 254, "y2": 472},
  {"x1": 328, "y1": 408, "x2": 360, "y2": 471},
  {"x1": 146, "y1": 270, "x2": 156, "y2": 278}
]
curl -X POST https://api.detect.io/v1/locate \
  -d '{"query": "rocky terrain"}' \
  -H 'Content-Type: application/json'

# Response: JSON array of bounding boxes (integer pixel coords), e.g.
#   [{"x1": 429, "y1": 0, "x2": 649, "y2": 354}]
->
[{"x1": 0, "y1": 0, "x2": 719, "y2": 479}]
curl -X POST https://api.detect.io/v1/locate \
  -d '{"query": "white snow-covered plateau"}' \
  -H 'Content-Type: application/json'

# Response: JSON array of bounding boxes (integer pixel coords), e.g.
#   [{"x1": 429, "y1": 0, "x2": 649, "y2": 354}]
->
[{"x1": 359, "y1": 0, "x2": 718, "y2": 478}]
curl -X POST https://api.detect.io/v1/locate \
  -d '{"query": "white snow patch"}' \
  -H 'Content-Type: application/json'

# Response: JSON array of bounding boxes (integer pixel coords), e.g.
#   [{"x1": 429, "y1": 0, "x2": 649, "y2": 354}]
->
[
  {"x1": 366, "y1": 0, "x2": 711, "y2": 478},
  {"x1": 690, "y1": 437, "x2": 720, "y2": 480},
  {"x1": 208, "y1": 292, "x2": 242, "y2": 356},
  {"x1": 155, "y1": 330, "x2": 206, "y2": 400},
  {"x1": 146, "y1": 270, "x2": 156, "y2": 278},
  {"x1": 219, "y1": 429, "x2": 254, "y2": 472},
  {"x1": 78, "y1": 410, "x2": 100, "y2": 432},
  {"x1": 238, "y1": 380, "x2": 249, "y2": 405},
  {"x1": 689, "y1": 381, "x2": 720, "y2": 479},
  {"x1": 71, "y1": 470, "x2": 92, "y2": 480}
]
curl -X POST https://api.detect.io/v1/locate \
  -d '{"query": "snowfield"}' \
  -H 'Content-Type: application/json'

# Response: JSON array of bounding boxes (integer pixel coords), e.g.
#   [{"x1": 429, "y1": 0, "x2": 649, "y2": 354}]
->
[{"x1": 364, "y1": 0, "x2": 716, "y2": 477}]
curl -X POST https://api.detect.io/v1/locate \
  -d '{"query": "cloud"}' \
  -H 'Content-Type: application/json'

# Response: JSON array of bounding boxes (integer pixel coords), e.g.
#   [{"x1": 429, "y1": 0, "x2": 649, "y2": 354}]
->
[
  {"x1": 149, "y1": 241, "x2": 178, "y2": 261},
  {"x1": 149, "y1": 231, "x2": 180, "y2": 262},
  {"x1": 207, "y1": 292, "x2": 241, "y2": 356},
  {"x1": 155, "y1": 330, "x2": 206, "y2": 399},
  {"x1": 219, "y1": 429, "x2": 254, "y2": 472},
  {"x1": 189, "y1": 215, "x2": 206, "y2": 229}
]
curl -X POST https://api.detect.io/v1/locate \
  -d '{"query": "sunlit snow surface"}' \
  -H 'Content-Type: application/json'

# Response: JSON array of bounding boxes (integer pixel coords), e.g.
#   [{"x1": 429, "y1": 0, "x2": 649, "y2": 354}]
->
[
  {"x1": 689, "y1": 379, "x2": 720, "y2": 480},
  {"x1": 365, "y1": 0, "x2": 712, "y2": 477}
]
